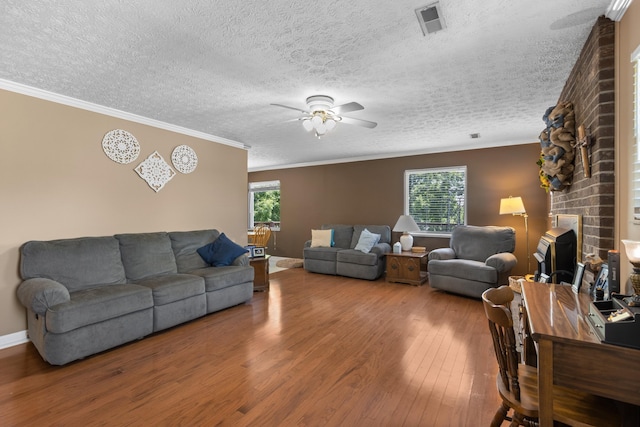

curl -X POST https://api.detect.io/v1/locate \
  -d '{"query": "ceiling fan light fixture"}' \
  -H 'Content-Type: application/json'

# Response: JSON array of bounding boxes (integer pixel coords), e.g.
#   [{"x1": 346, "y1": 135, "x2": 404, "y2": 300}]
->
[
  {"x1": 302, "y1": 119, "x2": 313, "y2": 131},
  {"x1": 311, "y1": 114, "x2": 323, "y2": 127},
  {"x1": 272, "y1": 94, "x2": 376, "y2": 137}
]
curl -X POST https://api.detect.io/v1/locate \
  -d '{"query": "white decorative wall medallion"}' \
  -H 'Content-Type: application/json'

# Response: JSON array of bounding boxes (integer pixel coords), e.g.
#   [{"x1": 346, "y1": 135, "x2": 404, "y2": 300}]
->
[
  {"x1": 171, "y1": 145, "x2": 198, "y2": 174},
  {"x1": 134, "y1": 151, "x2": 176, "y2": 192},
  {"x1": 102, "y1": 129, "x2": 140, "y2": 164}
]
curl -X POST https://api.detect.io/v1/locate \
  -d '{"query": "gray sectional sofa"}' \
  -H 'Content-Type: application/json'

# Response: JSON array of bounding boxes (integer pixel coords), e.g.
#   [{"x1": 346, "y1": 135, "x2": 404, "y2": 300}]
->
[
  {"x1": 303, "y1": 224, "x2": 391, "y2": 280},
  {"x1": 17, "y1": 229, "x2": 254, "y2": 365}
]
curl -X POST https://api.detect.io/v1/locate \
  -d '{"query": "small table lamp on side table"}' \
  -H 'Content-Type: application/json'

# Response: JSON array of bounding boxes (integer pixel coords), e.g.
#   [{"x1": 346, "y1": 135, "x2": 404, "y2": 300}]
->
[{"x1": 393, "y1": 215, "x2": 421, "y2": 251}]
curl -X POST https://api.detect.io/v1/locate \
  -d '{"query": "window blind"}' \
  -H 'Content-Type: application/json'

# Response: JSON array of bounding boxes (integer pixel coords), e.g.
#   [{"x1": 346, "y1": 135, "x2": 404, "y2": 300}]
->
[
  {"x1": 405, "y1": 166, "x2": 467, "y2": 234},
  {"x1": 249, "y1": 180, "x2": 280, "y2": 192}
]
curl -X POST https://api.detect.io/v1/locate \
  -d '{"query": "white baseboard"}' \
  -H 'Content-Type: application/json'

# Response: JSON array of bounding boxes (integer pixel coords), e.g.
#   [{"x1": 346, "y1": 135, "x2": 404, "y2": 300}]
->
[{"x1": 0, "y1": 330, "x2": 29, "y2": 350}]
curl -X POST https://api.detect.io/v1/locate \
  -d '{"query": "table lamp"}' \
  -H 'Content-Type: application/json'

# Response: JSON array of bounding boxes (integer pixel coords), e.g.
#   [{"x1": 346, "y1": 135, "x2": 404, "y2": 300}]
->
[
  {"x1": 393, "y1": 215, "x2": 420, "y2": 251},
  {"x1": 499, "y1": 196, "x2": 530, "y2": 273},
  {"x1": 621, "y1": 239, "x2": 640, "y2": 306}
]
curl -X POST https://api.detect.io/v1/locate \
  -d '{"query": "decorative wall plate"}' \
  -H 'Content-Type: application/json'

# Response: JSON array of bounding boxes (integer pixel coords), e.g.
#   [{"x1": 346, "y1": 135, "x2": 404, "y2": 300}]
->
[
  {"x1": 171, "y1": 145, "x2": 198, "y2": 174},
  {"x1": 102, "y1": 129, "x2": 140, "y2": 164},
  {"x1": 134, "y1": 151, "x2": 176, "y2": 192}
]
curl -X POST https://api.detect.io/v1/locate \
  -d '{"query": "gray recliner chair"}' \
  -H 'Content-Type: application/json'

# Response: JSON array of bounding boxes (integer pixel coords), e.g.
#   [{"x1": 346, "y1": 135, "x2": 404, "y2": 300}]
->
[{"x1": 428, "y1": 225, "x2": 517, "y2": 298}]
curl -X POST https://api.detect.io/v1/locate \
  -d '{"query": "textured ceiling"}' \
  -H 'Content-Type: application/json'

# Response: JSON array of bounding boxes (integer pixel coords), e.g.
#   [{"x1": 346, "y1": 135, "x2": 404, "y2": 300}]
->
[{"x1": 0, "y1": 0, "x2": 612, "y2": 171}]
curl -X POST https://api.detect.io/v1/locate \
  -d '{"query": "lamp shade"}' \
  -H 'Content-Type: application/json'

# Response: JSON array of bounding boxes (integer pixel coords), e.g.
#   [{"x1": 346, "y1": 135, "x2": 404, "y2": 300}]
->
[
  {"x1": 302, "y1": 119, "x2": 313, "y2": 132},
  {"x1": 622, "y1": 240, "x2": 640, "y2": 265},
  {"x1": 393, "y1": 215, "x2": 420, "y2": 232},
  {"x1": 499, "y1": 196, "x2": 526, "y2": 215}
]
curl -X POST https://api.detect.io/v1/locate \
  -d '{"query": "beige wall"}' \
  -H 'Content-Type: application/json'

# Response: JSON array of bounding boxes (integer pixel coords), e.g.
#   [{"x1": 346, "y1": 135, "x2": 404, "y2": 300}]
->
[
  {"x1": 0, "y1": 88, "x2": 249, "y2": 336},
  {"x1": 250, "y1": 143, "x2": 549, "y2": 277},
  {"x1": 616, "y1": 3, "x2": 640, "y2": 291}
]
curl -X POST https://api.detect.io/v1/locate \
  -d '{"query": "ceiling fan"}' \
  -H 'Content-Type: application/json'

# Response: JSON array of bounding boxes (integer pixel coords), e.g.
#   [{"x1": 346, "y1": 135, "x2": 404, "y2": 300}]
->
[{"x1": 271, "y1": 95, "x2": 377, "y2": 138}]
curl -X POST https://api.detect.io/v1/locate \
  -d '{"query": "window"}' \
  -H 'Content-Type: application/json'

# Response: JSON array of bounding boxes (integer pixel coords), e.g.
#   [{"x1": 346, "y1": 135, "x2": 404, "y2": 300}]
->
[
  {"x1": 405, "y1": 166, "x2": 467, "y2": 235},
  {"x1": 633, "y1": 45, "x2": 640, "y2": 220},
  {"x1": 248, "y1": 180, "x2": 280, "y2": 230}
]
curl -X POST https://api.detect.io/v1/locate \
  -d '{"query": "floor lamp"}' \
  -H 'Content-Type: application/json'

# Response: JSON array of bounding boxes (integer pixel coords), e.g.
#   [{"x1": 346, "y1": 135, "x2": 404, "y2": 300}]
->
[{"x1": 500, "y1": 196, "x2": 530, "y2": 274}]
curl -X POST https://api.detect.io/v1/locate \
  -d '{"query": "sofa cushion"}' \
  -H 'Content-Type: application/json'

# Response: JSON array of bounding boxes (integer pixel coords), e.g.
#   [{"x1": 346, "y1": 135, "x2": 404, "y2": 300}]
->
[
  {"x1": 354, "y1": 228, "x2": 381, "y2": 253},
  {"x1": 450, "y1": 225, "x2": 515, "y2": 263},
  {"x1": 351, "y1": 225, "x2": 391, "y2": 247},
  {"x1": 428, "y1": 259, "x2": 497, "y2": 284},
  {"x1": 310, "y1": 229, "x2": 334, "y2": 247},
  {"x1": 303, "y1": 246, "x2": 342, "y2": 262},
  {"x1": 189, "y1": 266, "x2": 254, "y2": 292},
  {"x1": 322, "y1": 224, "x2": 353, "y2": 249},
  {"x1": 197, "y1": 233, "x2": 248, "y2": 267},
  {"x1": 336, "y1": 249, "x2": 379, "y2": 267},
  {"x1": 115, "y1": 232, "x2": 177, "y2": 281},
  {"x1": 134, "y1": 273, "x2": 205, "y2": 306},
  {"x1": 20, "y1": 237, "x2": 127, "y2": 293},
  {"x1": 46, "y1": 284, "x2": 153, "y2": 334},
  {"x1": 169, "y1": 229, "x2": 220, "y2": 273}
]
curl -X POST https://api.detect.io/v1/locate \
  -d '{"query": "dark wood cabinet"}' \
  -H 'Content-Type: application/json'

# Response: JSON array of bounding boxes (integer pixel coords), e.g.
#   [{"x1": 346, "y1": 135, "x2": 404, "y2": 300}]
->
[
  {"x1": 385, "y1": 252, "x2": 428, "y2": 286},
  {"x1": 250, "y1": 255, "x2": 270, "y2": 291}
]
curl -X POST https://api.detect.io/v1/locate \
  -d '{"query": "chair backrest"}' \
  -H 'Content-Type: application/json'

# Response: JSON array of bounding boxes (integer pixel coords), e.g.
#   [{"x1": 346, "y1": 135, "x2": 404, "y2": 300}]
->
[
  {"x1": 451, "y1": 225, "x2": 515, "y2": 262},
  {"x1": 482, "y1": 286, "x2": 521, "y2": 401},
  {"x1": 253, "y1": 225, "x2": 271, "y2": 247}
]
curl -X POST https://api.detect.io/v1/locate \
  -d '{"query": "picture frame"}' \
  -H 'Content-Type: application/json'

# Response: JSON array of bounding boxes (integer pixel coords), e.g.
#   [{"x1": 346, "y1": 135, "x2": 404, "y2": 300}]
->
[
  {"x1": 571, "y1": 262, "x2": 585, "y2": 294},
  {"x1": 252, "y1": 247, "x2": 266, "y2": 258},
  {"x1": 591, "y1": 263, "x2": 609, "y2": 300}
]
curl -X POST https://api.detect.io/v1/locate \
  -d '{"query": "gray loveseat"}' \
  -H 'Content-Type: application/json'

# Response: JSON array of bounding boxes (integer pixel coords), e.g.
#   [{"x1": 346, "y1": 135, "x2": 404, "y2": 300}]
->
[
  {"x1": 303, "y1": 224, "x2": 391, "y2": 280},
  {"x1": 428, "y1": 225, "x2": 517, "y2": 298},
  {"x1": 17, "y1": 229, "x2": 254, "y2": 365}
]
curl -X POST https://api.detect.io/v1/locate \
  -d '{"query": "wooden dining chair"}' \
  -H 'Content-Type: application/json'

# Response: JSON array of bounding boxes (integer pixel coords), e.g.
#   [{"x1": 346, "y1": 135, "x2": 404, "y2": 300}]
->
[
  {"x1": 252, "y1": 225, "x2": 271, "y2": 248},
  {"x1": 482, "y1": 286, "x2": 621, "y2": 427}
]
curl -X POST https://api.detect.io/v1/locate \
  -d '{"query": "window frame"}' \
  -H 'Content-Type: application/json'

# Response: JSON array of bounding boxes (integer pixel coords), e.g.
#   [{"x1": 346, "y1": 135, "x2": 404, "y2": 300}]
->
[
  {"x1": 404, "y1": 166, "x2": 467, "y2": 237},
  {"x1": 248, "y1": 180, "x2": 281, "y2": 231},
  {"x1": 632, "y1": 45, "x2": 640, "y2": 222}
]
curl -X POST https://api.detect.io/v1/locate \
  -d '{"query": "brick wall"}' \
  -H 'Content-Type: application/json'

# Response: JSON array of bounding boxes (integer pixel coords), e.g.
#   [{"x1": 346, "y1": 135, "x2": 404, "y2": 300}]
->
[{"x1": 551, "y1": 16, "x2": 615, "y2": 260}]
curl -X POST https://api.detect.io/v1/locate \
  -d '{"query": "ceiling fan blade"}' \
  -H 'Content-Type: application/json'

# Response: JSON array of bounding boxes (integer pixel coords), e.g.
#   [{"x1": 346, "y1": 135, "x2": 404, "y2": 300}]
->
[
  {"x1": 340, "y1": 116, "x2": 377, "y2": 129},
  {"x1": 332, "y1": 102, "x2": 364, "y2": 114},
  {"x1": 271, "y1": 103, "x2": 310, "y2": 114}
]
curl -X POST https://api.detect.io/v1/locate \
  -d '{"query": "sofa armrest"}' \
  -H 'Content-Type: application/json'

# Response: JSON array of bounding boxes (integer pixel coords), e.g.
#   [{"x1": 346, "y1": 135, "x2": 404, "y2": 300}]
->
[
  {"x1": 303, "y1": 240, "x2": 311, "y2": 248},
  {"x1": 428, "y1": 248, "x2": 456, "y2": 261},
  {"x1": 371, "y1": 242, "x2": 391, "y2": 256},
  {"x1": 231, "y1": 253, "x2": 250, "y2": 266},
  {"x1": 485, "y1": 253, "x2": 518, "y2": 273},
  {"x1": 16, "y1": 278, "x2": 70, "y2": 315}
]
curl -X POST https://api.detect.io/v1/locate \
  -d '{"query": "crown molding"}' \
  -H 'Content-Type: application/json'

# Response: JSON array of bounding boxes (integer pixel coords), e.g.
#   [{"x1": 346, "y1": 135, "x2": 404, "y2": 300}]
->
[
  {"x1": 605, "y1": 0, "x2": 633, "y2": 21},
  {"x1": 0, "y1": 79, "x2": 248, "y2": 150}
]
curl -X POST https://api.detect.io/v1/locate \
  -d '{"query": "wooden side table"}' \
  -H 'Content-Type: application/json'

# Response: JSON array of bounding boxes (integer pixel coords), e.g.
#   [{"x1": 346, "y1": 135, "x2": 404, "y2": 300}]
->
[
  {"x1": 249, "y1": 255, "x2": 270, "y2": 292},
  {"x1": 385, "y1": 251, "x2": 428, "y2": 286}
]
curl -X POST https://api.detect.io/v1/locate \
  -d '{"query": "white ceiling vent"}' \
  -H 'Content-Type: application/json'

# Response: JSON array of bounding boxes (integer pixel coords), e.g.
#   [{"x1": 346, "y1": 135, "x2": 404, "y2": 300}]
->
[{"x1": 415, "y1": 2, "x2": 446, "y2": 35}]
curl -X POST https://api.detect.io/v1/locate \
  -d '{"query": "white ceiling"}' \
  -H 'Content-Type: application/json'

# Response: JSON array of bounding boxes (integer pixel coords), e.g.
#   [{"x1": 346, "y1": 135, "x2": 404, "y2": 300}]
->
[{"x1": 0, "y1": 0, "x2": 614, "y2": 171}]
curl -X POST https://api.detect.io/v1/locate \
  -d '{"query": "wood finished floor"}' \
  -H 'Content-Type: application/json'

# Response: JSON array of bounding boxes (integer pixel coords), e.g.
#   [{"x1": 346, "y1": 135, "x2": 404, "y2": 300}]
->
[{"x1": 0, "y1": 268, "x2": 501, "y2": 426}]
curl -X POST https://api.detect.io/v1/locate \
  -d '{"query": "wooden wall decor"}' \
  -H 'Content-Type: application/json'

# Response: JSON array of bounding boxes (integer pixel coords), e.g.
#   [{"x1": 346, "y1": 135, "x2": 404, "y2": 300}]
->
[{"x1": 575, "y1": 125, "x2": 591, "y2": 178}]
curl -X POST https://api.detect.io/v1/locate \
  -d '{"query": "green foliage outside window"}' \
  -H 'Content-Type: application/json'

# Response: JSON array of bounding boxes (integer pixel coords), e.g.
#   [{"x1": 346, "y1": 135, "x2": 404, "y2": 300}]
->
[
  {"x1": 254, "y1": 190, "x2": 280, "y2": 223},
  {"x1": 407, "y1": 168, "x2": 466, "y2": 233}
]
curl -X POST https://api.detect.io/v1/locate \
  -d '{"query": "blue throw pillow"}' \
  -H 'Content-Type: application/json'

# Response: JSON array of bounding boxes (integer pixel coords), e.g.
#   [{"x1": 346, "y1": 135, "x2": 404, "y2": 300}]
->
[
  {"x1": 197, "y1": 233, "x2": 248, "y2": 267},
  {"x1": 354, "y1": 228, "x2": 381, "y2": 253}
]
